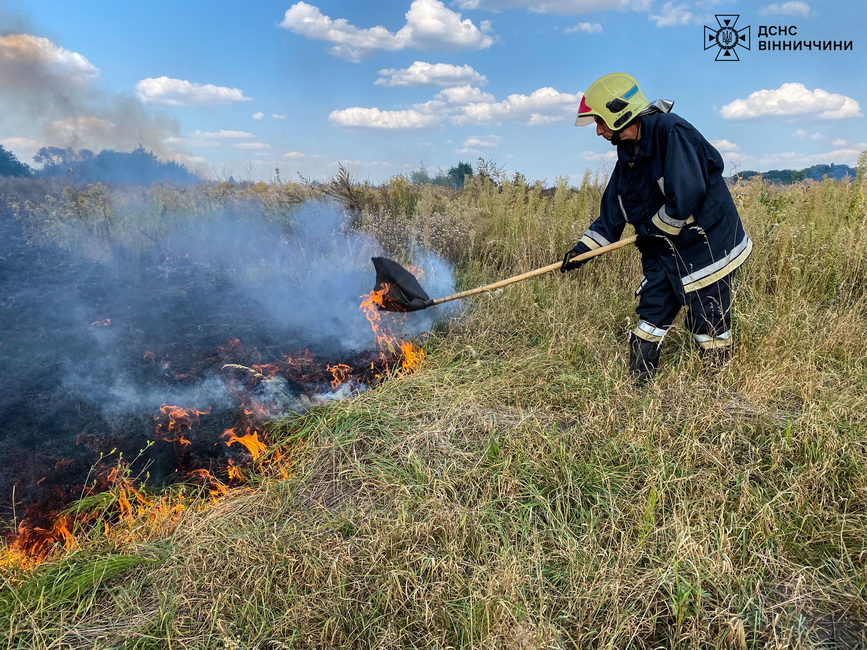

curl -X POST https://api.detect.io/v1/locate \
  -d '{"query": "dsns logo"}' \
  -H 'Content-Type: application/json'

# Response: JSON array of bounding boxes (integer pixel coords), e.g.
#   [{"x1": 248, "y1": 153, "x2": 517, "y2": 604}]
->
[{"x1": 704, "y1": 14, "x2": 751, "y2": 61}]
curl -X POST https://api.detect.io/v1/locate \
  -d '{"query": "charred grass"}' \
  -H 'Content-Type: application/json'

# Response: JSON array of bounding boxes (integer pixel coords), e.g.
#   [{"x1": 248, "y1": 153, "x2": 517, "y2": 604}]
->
[{"x1": 2, "y1": 168, "x2": 867, "y2": 648}]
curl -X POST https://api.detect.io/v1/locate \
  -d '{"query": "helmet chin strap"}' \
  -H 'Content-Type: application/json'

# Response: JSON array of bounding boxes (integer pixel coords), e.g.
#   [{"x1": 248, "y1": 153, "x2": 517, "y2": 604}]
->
[{"x1": 609, "y1": 119, "x2": 641, "y2": 146}]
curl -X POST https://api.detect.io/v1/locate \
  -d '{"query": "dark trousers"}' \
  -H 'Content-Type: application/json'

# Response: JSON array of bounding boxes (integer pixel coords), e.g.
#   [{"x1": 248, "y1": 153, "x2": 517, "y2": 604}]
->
[{"x1": 633, "y1": 262, "x2": 735, "y2": 350}]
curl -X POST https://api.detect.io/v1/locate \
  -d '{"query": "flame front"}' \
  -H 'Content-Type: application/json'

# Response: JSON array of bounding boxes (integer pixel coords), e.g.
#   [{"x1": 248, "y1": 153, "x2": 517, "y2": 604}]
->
[
  {"x1": 2, "y1": 516, "x2": 76, "y2": 568},
  {"x1": 359, "y1": 283, "x2": 425, "y2": 374},
  {"x1": 4, "y1": 281, "x2": 423, "y2": 568}
]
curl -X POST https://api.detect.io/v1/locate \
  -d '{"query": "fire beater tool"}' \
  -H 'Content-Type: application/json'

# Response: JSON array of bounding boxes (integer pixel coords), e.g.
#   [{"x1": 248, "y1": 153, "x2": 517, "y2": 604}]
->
[{"x1": 372, "y1": 235, "x2": 637, "y2": 312}]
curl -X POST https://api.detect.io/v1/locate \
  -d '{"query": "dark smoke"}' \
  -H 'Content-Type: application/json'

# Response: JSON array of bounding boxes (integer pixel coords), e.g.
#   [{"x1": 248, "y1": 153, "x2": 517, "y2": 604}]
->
[{"x1": 0, "y1": 194, "x2": 454, "y2": 528}]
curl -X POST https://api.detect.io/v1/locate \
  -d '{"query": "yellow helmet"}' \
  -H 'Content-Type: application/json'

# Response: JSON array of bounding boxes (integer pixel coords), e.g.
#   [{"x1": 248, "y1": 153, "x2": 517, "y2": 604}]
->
[{"x1": 575, "y1": 72, "x2": 650, "y2": 130}]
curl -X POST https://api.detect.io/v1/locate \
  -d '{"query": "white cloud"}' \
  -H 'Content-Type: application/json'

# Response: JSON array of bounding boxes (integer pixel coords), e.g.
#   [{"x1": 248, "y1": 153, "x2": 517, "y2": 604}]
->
[
  {"x1": 272, "y1": 113, "x2": 286, "y2": 119},
  {"x1": 435, "y1": 85, "x2": 495, "y2": 104},
  {"x1": 0, "y1": 136, "x2": 46, "y2": 163},
  {"x1": 759, "y1": 1, "x2": 811, "y2": 17},
  {"x1": 164, "y1": 135, "x2": 220, "y2": 148},
  {"x1": 810, "y1": 132, "x2": 824, "y2": 141},
  {"x1": 451, "y1": 87, "x2": 580, "y2": 125},
  {"x1": 565, "y1": 22, "x2": 603, "y2": 33},
  {"x1": 172, "y1": 130, "x2": 255, "y2": 148},
  {"x1": 454, "y1": 0, "x2": 650, "y2": 15},
  {"x1": 329, "y1": 85, "x2": 581, "y2": 135},
  {"x1": 711, "y1": 139, "x2": 740, "y2": 152},
  {"x1": 0, "y1": 34, "x2": 98, "y2": 85},
  {"x1": 648, "y1": 2, "x2": 695, "y2": 27},
  {"x1": 328, "y1": 106, "x2": 442, "y2": 131},
  {"x1": 279, "y1": 0, "x2": 493, "y2": 62},
  {"x1": 163, "y1": 129, "x2": 256, "y2": 148},
  {"x1": 720, "y1": 83, "x2": 862, "y2": 121},
  {"x1": 528, "y1": 114, "x2": 565, "y2": 125},
  {"x1": 282, "y1": 151, "x2": 308, "y2": 159},
  {"x1": 581, "y1": 149, "x2": 618, "y2": 162},
  {"x1": 252, "y1": 112, "x2": 265, "y2": 120},
  {"x1": 192, "y1": 130, "x2": 255, "y2": 139},
  {"x1": 166, "y1": 152, "x2": 208, "y2": 166},
  {"x1": 410, "y1": 99, "x2": 450, "y2": 115},
  {"x1": 136, "y1": 76, "x2": 252, "y2": 106},
  {"x1": 798, "y1": 149, "x2": 862, "y2": 166},
  {"x1": 832, "y1": 138, "x2": 847, "y2": 147},
  {"x1": 792, "y1": 128, "x2": 808, "y2": 138},
  {"x1": 463, "y1": 135, "x2": 502, "y2": 148},
  {"x1": 375, "y1": 61, "x2": 487, "y2": 87},
  {"x1": 744, "y1": 151, "x2": 801, "y2": 166},
  {"x1": 234, "y1": 142, "x2": 273, "y2": 150},
  {"x1": 743, "y1": 148, "x2": 864, "y2": 168}
]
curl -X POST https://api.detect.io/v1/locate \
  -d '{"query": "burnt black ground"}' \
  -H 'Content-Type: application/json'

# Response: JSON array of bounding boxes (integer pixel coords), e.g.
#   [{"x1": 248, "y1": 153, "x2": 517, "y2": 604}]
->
[{"x1": 0, "y1": 208, "x2": 384, "y2": 533}]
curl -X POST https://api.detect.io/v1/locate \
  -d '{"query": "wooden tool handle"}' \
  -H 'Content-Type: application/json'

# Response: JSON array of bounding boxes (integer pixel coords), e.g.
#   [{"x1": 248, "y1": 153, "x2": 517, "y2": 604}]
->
[{"x1": 429, "y1": 235, "x2": 637, "y2": 306}]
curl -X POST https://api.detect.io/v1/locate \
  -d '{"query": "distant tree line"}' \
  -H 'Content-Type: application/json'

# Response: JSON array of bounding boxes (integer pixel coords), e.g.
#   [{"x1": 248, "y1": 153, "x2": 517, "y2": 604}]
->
[
  {"x1": 735, "y1": 163, "x2": 856, "y2": 184},
  {"x1": 0, "y1": 145, "x2": 32, "y2": 177},
  {"x1": 2, "y1": 141, "x2": 859, "y2": 189},
  {"x1": 0, "y1": 143, "x2": 199, "y2": 185},
  {"x1": 409, "y1": 161, "x2": 474, "y2": 189}
]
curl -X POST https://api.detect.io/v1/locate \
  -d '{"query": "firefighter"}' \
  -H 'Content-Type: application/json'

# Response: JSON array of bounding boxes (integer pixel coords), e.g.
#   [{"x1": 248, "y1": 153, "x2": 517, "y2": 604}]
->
[{"x1": 561, "y1": 72, "x2": 752, "y2": 382}]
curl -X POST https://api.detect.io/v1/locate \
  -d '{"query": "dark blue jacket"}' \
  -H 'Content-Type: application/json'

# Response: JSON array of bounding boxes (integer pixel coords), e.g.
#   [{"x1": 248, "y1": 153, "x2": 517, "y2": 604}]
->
[{"x1": 576, "y1": 111, "x2": 752, "y2": 295}]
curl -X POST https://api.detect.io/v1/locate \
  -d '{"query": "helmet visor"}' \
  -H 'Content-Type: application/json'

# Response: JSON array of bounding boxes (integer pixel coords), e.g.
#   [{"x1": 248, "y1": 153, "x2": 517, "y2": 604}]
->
[{"x1": 575, "y1": 95, "x2": 596, "y2": 127}]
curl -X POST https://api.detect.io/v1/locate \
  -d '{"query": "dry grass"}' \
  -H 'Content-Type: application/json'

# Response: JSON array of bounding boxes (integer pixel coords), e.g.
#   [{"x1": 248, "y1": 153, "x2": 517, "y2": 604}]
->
[{"x1": 2, "y1": 168, "x2": 866, "y2": 648}]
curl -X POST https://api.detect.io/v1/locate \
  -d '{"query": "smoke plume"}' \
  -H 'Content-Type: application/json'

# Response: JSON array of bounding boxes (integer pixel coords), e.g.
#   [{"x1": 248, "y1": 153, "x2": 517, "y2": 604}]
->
[
  {"x1": 0, "y1": 31, "x2": 180, "y2": 157},
  {"x1": 0, "y1": 196, "x2": 454, "y2": 524}
]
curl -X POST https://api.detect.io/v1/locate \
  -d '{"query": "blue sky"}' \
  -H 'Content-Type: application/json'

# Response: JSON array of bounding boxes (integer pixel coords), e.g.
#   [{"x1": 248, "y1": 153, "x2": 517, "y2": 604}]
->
[{"x1": 0, "y1": 0, "x2": 864, "y2": 184}]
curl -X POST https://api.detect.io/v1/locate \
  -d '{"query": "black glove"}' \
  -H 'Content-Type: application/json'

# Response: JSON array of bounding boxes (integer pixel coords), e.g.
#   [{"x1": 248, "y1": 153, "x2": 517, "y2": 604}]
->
[{"x1": 560, "y1": 242, "x2": 592, "y2": 273}]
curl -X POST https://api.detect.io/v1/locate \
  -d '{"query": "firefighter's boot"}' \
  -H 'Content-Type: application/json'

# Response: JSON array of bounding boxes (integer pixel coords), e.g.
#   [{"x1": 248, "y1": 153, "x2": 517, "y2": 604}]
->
[
  {"x1": 629, "y1": 333, "x2": 661, "y2": 384},
  {"x1": 694, "y1": 333, "x2": 733, "y2": 372}
]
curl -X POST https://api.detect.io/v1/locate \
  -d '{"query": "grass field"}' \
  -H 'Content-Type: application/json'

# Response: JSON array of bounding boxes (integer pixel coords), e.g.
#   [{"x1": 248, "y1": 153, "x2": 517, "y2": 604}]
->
[{"x1": 1, "y1": 165, "x2": 866, "y2": 649}]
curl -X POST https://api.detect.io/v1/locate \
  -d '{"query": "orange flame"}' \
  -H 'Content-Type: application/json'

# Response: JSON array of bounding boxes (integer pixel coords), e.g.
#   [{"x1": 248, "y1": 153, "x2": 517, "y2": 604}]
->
[
  {"x1": 359, "y1": 284, "x2": 425, "y2": 375},
  {"x1": 359, "y1": 285, "x2": 397, "y2": 356},
  {"x1": 227, "y1": 460, "x2": 243, "y2": 482},
  {"x1": 224, "y1": 428, "x2": 267, "y2": 460},
  {"x1": 154, "y1": 404, "x2": 211, "y2": 445},
  {"x1": 399, "y1": 341, "x2": 425, "y2": 372},
  {"x1": 327, "y1": 363, "x2": 353, "y2": 389},
  {"x1": 3, "y1": 515, "x2": 77, "y2": 567},
  {"x1": 188, "y1": 469, "x2": 228, "y2": 499},
  {"x1": 250, "y1": 363, "x2": 282, "y2": 378}
]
